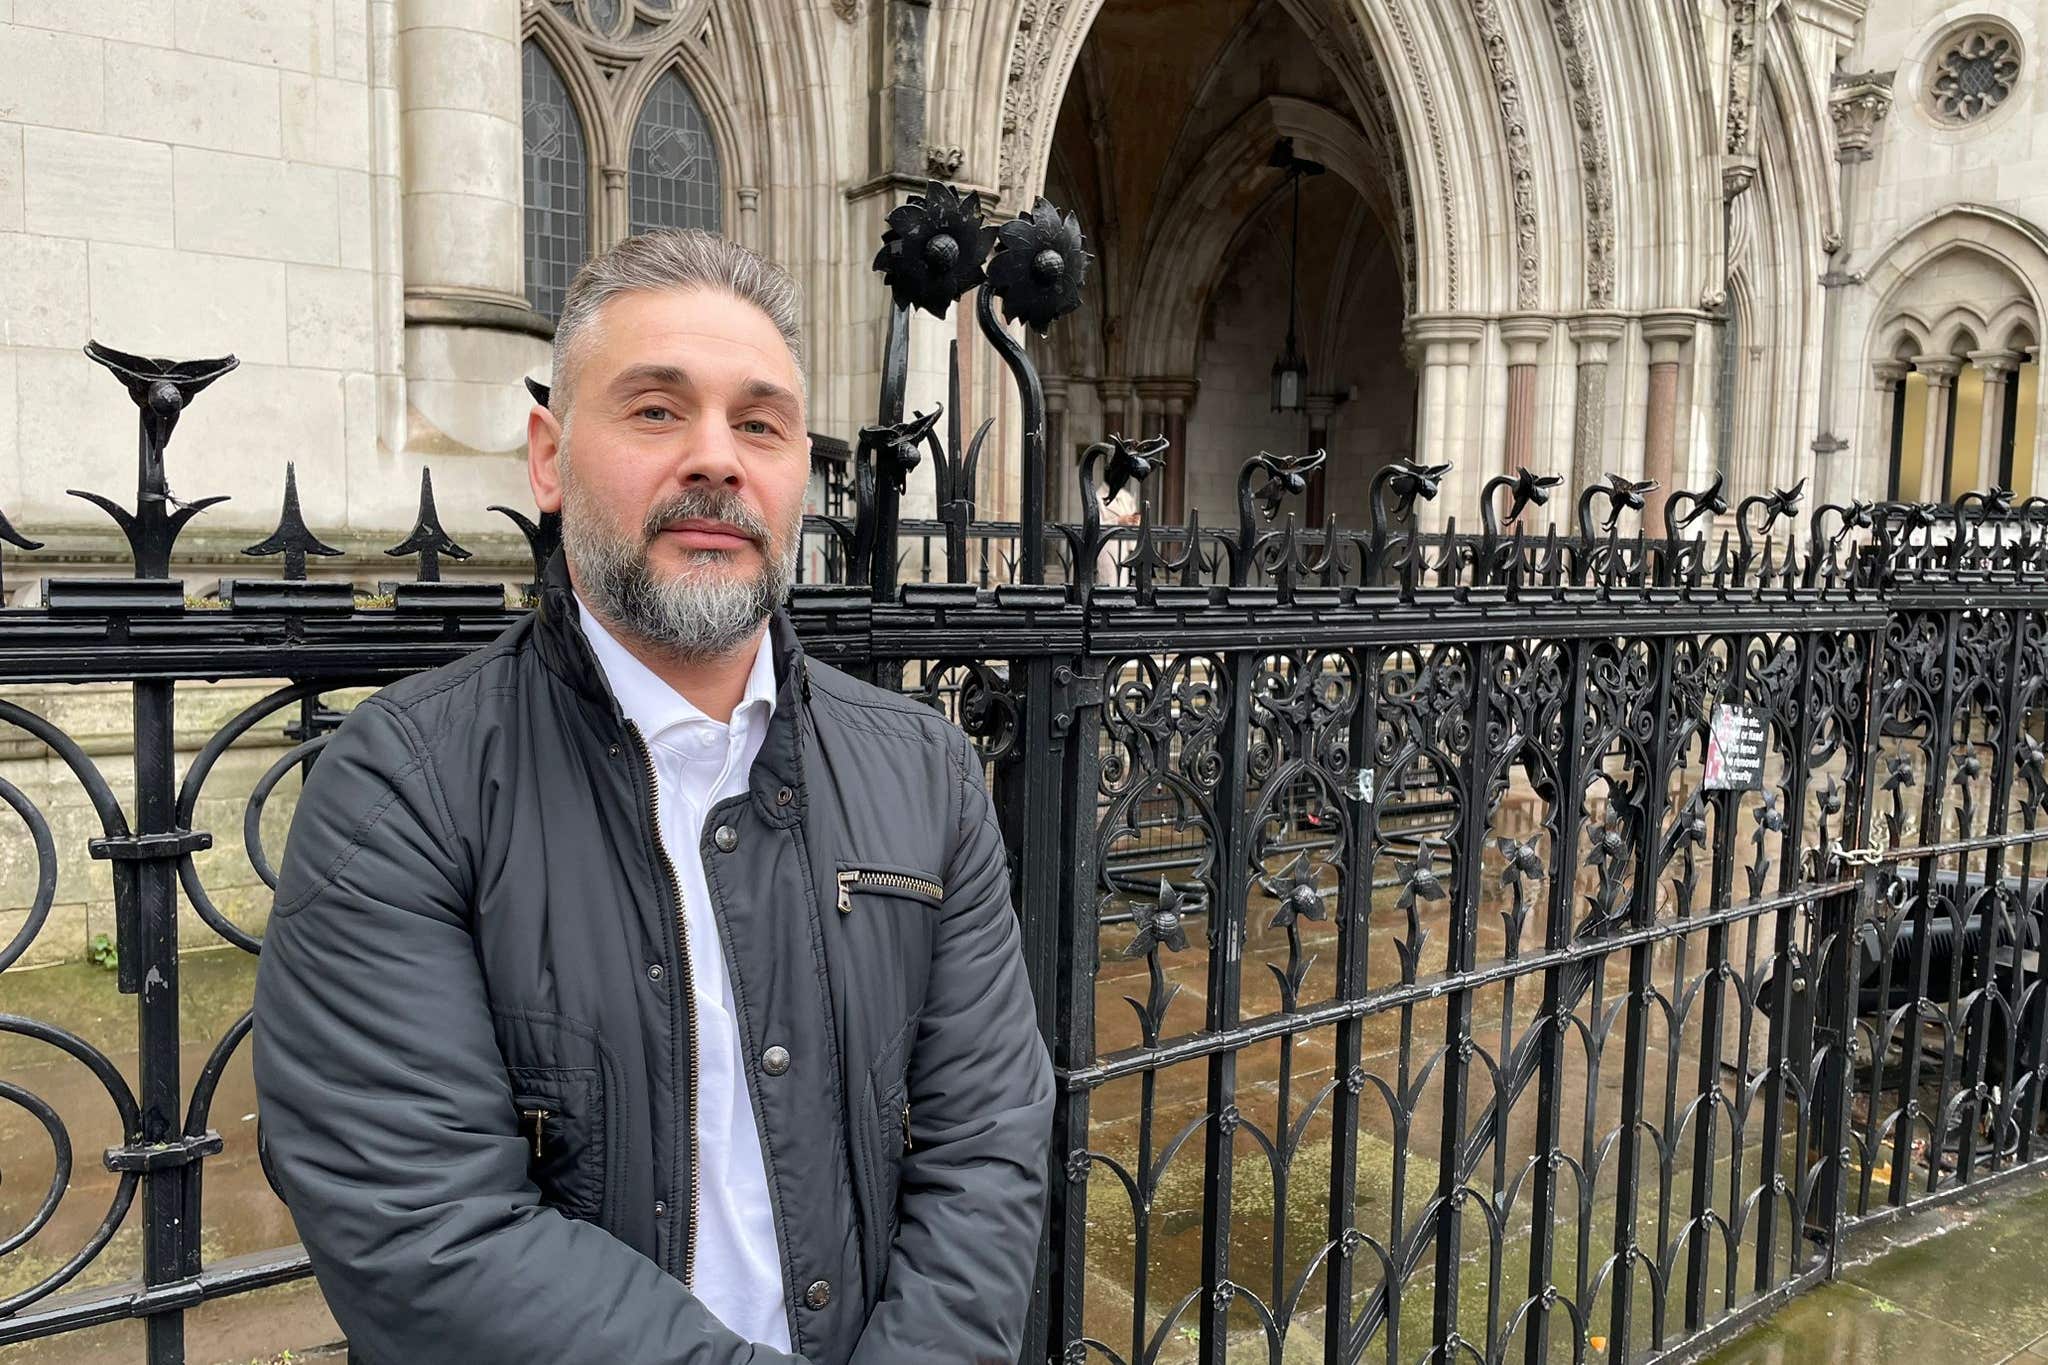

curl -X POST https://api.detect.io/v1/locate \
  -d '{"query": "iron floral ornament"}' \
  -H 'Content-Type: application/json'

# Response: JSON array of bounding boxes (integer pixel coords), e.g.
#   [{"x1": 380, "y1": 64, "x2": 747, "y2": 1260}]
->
[
  {"x1": 72, "y1": 341, "x2": 239, "y2": 579},
  {"x1": 985, "y1": 197, "x2": 1091, "y2": 334},
  {"x1": 1266, "y1": 851, "x2": 1328, "y2": 930},
  {"x1": 873, "y1": 180, "x2": 997, "y2": 318},
  {"x1": 1125, "y1": 877, "x2": 1192, "y2": 958}
]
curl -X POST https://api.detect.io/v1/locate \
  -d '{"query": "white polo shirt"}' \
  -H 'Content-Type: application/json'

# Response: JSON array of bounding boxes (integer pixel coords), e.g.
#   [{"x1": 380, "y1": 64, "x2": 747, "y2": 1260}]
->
[{"x1": 575, "y1": 594, "x2": 791, "y2": 1349}]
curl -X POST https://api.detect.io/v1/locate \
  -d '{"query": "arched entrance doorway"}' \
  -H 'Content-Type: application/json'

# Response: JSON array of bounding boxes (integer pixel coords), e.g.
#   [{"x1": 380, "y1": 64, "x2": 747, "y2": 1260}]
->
[{"x1": 1028, "y1": 0, "x2": 1418, "y2": 528}]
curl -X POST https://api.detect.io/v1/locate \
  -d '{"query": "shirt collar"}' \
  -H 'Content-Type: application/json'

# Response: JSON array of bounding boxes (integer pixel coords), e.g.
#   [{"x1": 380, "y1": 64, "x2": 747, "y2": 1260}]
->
[{"x1": 572, "y1": 591, "x2": 778, "y2": 743}]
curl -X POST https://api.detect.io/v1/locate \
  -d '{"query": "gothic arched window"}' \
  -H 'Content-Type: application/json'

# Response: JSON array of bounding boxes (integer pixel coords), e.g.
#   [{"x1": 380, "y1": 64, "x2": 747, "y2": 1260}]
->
[
  {"x1": 521, "y1": 41, "x2": 590, "y2": 321},
  {"x1": 628, "y1": 70, "x2": 722, "y2": 235}
]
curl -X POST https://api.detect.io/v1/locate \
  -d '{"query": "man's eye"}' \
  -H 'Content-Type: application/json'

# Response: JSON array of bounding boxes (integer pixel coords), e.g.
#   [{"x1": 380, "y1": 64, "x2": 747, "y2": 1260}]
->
[
  {"x1": 739, "y1": 419, "x2": 774, "y2": 436},
  {"x1": 638, "y1": 406, "x2": 676, "y2": 422}
]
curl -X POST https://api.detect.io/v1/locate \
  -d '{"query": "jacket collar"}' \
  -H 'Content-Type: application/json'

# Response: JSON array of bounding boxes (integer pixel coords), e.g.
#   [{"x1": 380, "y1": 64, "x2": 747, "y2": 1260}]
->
[{"x1": 533, "y1": 545, "x2": 810, "y2": 826}]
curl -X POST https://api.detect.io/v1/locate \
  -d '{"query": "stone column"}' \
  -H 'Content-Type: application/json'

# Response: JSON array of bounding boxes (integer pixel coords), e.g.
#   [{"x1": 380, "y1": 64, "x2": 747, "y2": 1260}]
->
[
  {"x1": 1566, "y1": 312, "x2": 1627, "y2": 502},
  {"x1": 1097, "y1": 378, "x2": 1131, "y2": 438},
  {"x1": 1162, "y1": 381, "x2": 1195, "y2": 526},
  {"x1": 1305, "y1": 392, "x2": 1337, "y2": 525},
  {"x1": 1641, "y1": 311, "x2": 1698, "y2": 527},
  {"x1": 2029, "y1": 345, "x2": 2047, "y2": 499},
  {"x1": 1138, "y1": 388, "x2": 1165, "y2": 519},
  {"x1": 1872, "y1": 360, "x2": 1909, "y2": 498},
  {"x1": 1500, "y1": 314, "x2": 1552, "y2": 474},
  {"x1": 1912, "y1": 356, "x2": 1963, "y2": 503},
  {"x1": 736, "y1": 186, "x2": 762, "y2": 250},
  {"x1": 600, "y1": 166, "x2": 629, "y2": 242},
  {"x1": 1814, "y1": 73, "x2": 1895, "y2": 503},
  {"x1": 1404, "y1": 314, "x2": 1488, "y2": 524},
  {"x1": 1969, "y1": 349, "x2": 2024, "y2": 489},
  {"x1": 1042, "y1": 375, "x2": 1070, "y2": 522},
  {"x1": 396, "y1": 2, "x2": 550, "y2": 465},
  {"x1": 1135, "y1": 377, "x2": 1196, "y2": 523}
]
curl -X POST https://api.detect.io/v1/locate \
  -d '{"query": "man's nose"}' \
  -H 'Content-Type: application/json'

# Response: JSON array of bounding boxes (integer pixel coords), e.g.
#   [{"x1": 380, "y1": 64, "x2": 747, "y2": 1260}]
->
[{"x1": 676, "y1": 414, "x2": 745, "y2": 487}]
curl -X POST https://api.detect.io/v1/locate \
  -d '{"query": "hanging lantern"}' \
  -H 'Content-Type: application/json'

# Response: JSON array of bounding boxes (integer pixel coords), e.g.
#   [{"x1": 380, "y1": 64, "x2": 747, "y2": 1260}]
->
[{"x1": 1267, "y1": 138, "x2": 1321, "y2": 413}]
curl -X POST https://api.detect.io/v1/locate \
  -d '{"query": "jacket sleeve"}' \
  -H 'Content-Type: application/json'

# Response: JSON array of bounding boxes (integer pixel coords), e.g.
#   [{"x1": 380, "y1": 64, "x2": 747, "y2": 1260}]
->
[
  {"x1": 847, "y1": 731, "x2": 1056, "y2": 1365},
  {"x1": 252, "y1": 697, "x2": 808, "y2": 1365}
]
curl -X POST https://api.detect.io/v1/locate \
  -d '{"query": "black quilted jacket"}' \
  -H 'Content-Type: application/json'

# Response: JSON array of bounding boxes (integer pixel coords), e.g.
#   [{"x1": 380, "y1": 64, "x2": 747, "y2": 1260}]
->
[{"x1": 252, "y1": 547, "x2": 1053, "y2": 1364}]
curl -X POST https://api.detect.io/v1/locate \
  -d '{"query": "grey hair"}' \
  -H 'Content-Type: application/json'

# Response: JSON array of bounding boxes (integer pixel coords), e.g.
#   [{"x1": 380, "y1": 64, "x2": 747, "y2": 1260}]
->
[{"x1": 548, "y1": 228, "x2": 805, "y2": 422}]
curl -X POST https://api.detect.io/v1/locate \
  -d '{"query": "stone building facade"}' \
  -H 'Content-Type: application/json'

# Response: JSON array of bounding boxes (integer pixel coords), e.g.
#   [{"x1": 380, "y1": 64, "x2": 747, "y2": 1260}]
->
[{"x1": 0, "y1": 0, "x2": 2044, "y2": 590}]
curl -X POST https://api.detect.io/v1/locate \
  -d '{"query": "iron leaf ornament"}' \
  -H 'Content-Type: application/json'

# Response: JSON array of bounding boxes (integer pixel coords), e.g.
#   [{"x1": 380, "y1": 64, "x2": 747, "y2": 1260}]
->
[
  {"x1": 1664, "y1": 471, "x2": 1731, "y2": 539},
  {"x1": 1480, "y1": 466, "x2": 1565, "y2": 537},
  {"x1": 1373, "y1": 459, "x2": 1453, "y2": 526},
  {"x1": 1577, "y1": 472, "x2": 1658, "y2": 544},
  {"x1": 872, "y1": 181, "x2": 997, "y2": 318},
  {"x1": 489, "y1": 503, "x2": 564, "y2": 600},
  {"x1": 1104, "y1": 432, "x2": 1170, "y2": 501},
  {"x1": 858, "y1": 406, "x2": 944, "y2": 495},
  {"x1": 1737, "y1": 477, "x2": 1806, "y2": 562},
  {"x1": 1244, "y1": 449, "x2": 1326, "y2": 520},
  {"x1": 985, "y1": 197, "x2": 1091, "y2": 334},
  {"x1": 0, "y1": 504, "x2": 43, "y2": 602}
]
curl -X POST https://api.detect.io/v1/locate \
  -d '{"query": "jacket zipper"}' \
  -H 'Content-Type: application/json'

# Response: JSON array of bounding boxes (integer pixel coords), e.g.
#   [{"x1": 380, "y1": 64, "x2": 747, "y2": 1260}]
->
[
  {"x1": 835, "y1": 868, "x2": 944, "y2": 912},
  {"x1": 628, "y1": 720, "x2": 700, "y2": 1287}
]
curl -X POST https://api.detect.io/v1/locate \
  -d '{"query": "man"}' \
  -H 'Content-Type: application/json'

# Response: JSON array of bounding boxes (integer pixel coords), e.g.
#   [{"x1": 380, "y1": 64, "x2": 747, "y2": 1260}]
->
[{"x1": 252, "y1": 229, "x2": 1054, "y2": 1364}]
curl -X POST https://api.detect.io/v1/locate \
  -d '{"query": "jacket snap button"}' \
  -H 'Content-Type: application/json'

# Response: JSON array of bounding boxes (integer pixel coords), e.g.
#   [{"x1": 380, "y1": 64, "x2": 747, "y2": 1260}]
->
[
  {"x1": 647, "y1": 963, "x2": 663, "y2": 982},
  {"x1": 804, "y1": 1279, "x2": 831, "y2": 1310},
  {"x1": 776, "y1": 786, "x2": 793, "y2": 807},
  {"x1": 713, "y1": 824, "x2": 738, "y2": 852},
  {"x1": 762, "y1": 1045, "x2": 791, "y2": 1076},
  {"x1": 653, "y1": 1200, "x2": 667, "y2": 1217}
]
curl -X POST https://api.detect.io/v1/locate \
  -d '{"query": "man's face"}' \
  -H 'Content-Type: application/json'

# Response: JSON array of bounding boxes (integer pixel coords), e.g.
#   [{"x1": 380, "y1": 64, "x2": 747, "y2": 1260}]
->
[{"x1": 528, "y1": 286, "x2": 810, "y2": 661}]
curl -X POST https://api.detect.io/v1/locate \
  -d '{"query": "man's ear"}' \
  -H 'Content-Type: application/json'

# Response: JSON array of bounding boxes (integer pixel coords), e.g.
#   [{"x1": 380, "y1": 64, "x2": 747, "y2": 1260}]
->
[{"x1": 528, "y1": 401, "x2": 565, "y2": 514}]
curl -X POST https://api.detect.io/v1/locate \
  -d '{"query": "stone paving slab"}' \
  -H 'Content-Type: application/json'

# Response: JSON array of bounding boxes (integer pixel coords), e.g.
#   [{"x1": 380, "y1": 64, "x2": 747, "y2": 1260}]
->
[{"x1": 1703, "y1": 1171, "x2": 2048, "y2": 1364}]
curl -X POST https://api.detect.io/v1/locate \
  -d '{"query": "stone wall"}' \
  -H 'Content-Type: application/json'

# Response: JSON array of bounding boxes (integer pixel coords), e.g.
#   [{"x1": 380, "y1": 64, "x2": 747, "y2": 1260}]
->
[
  {"x1": 0, "y1": 1, "x2": 416, "y2": 572},
  {"x1": 0, "y1": 678, "x2": 371, "y2": 972},
  {"x1": 1837, "y1": 0, "x2": 2048, "y2": 501}
]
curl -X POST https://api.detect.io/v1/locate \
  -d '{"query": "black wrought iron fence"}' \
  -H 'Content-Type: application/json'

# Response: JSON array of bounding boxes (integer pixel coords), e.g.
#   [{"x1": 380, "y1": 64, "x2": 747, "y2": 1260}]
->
[{"x1": 6, "y1": 182, "x2": 2048, "y2": 1365}]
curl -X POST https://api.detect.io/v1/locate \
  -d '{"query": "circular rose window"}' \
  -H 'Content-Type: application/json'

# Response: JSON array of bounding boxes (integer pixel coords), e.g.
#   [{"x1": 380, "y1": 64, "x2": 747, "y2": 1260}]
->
[{"x1": 1928, "y1": 22, "x2": 2023, "y2": 124}]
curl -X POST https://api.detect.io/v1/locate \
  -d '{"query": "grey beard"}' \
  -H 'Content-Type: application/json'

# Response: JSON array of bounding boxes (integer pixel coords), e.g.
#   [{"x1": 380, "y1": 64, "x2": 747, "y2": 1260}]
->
[{"x1": 560, "y1": 462, "x2": 801, "y2": 663}]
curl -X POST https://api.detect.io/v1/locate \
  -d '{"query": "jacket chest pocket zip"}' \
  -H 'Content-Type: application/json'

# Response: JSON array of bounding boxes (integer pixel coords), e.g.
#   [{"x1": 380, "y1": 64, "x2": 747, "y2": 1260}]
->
[
  {"x1": 520, "y1": 1106, "x2": 551, "y2": 1157},
  {"x1": 835, "y1": 867, "x2": 943, "y2": 913},
  {"x1": 509, "y1": 1068, "x2": 607, "y2": 1223}
]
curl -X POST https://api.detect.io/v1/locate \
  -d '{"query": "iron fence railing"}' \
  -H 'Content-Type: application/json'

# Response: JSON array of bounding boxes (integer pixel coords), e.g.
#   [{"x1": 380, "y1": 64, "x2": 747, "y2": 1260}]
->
[{"x1": 6, "y1": 184, "x2": 2048, "y2": 1365}]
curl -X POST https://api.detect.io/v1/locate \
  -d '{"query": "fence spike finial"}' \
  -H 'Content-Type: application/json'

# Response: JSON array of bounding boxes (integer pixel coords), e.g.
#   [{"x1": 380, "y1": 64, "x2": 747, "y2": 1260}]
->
[
  {"x1": 244, "y1": 462, "x2": 343, "y2": 581},
  {"x1": 384, "y1": 468, "x2": 471, "y2": 583}
]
